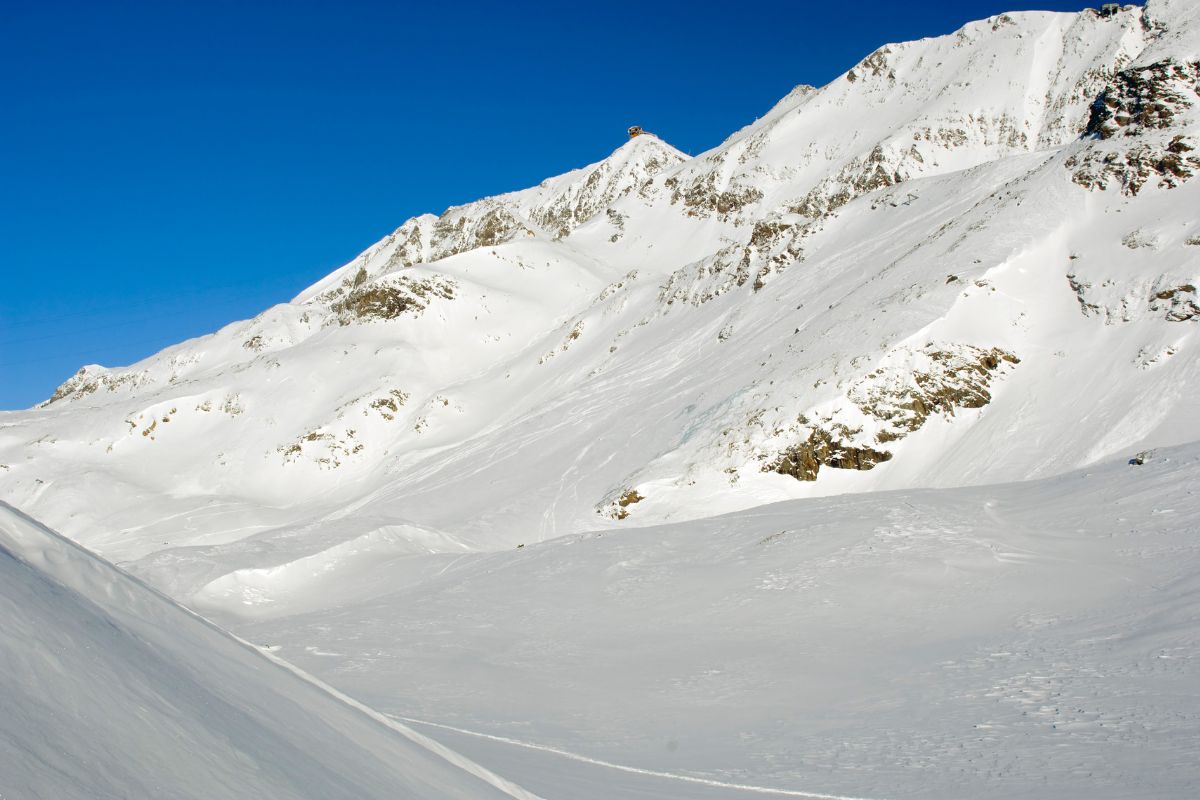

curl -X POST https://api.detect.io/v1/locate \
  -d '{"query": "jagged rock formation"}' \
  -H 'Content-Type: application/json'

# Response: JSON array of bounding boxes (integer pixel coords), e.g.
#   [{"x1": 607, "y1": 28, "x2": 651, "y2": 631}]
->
[
  {"x1": 1069, "y1": 59, "x2": 1200, "y2": 193},
  {"x1": 1152, "y1": 283, "x2": 1200, "y2": 320},
  {"x1": 760, "y1": 345, "x2": 1020, "y2": 483},
  {"x1": 44, "y1": 365, "x2": 151, "y2": 405},
  {"x1": 328, "y1": 274, "x2": 456, "y2": 325},
  {"x1": 769, "y1": 429, "x2": 893, "y2": 482},
  {"x1": 1085, "y1": 59, "x2": 1199, "y2": 139}
]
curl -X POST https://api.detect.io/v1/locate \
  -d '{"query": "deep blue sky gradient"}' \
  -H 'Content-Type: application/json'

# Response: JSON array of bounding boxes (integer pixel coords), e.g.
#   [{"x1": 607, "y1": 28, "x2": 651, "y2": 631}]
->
[{"x1": 1, "y1": 0, "x2": 1118, "y2": 408}]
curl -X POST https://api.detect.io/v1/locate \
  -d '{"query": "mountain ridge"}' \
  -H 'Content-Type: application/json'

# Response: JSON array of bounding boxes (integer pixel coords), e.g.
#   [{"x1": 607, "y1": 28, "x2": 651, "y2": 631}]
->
[{"x1": 1, "y1": 0, "x2": 1197, "y2": 579}]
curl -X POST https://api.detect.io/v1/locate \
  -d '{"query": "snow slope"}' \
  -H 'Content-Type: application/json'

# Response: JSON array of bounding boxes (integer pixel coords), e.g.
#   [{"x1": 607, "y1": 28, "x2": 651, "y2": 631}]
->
[
  {"x1": 204, "y1": 443, "x2": 1200, "y2": 800},
  {"x1": 0, "y1": 502, "x2": 538, "y2": 800}
]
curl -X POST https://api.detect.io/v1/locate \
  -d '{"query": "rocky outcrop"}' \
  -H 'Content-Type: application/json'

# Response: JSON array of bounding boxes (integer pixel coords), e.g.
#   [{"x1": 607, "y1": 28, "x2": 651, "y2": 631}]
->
[
  {"x1": 329, "y1": 275, "x2": 456, "y2": 325},
  {"x1": 1067, "y1": 272, "x2": 1108, "y2": 319},
  {"x1": 1069, "y1": 134, "x2": 1200, "y2": 193},
  {"x1": 368, "y1": 390, "x2": 410, "y2": 421},
  {"x1": 1084, "y1": 60, "x2": 1200, "y2": 139},
  {"x1": 612, "y1": 489, "x2": 643, "y2": 520},
  {"x1": 379, "y1": 219, "x2": 432, "y2": 271},
  {"x1": 531, "y1": 139, "x2": 685, "y2": 237},
  {"x1": 846, "y1": 46, "x2": 897, "y2": 84},
  {"x1": 852, "y1": 346, "x2": 1020, "y2": 438},
  {"x1": 1069, "y1": 60, "x2": 1200, "y2": 194},
  {"x1": 765, "y1": 344, "x2": 1020, "y2": 482},
  {"x1": 278, "y1": 428, "x2": 363, "y2": 469},
  {"x1": 1066, "y1": 272, "x2": 1199, "y2": 324},
  {"x1": 352, "y1": 138, "x2": 687, "y2": 276},
  {"x1": 44, "y1": 366, "x2": 152, "y2": 406},
  {"x1": 597, "y1": 488, "x2": 645, "y2": 520},
  {"x1": 1151, "y1": 284, "x2": 1199, "y2": 321},
  {"x1": 740, "y1": 218, "x2": 814, "y2": 291},
  {"x1": 663, "y1": 164, "x2": 764, "y2": 221},
  {"x1": 429, "y1": 204, "x2": 535, "y2": 260},
  {"x1": 790, "y1": 144, "x2": 909, "y2": 219},
  {"x1": 657, "y1": 214, "x2": 819, "y2": 307},
  {"x1": 769, "y1": 427, "x2": 893, "y2": 482}
]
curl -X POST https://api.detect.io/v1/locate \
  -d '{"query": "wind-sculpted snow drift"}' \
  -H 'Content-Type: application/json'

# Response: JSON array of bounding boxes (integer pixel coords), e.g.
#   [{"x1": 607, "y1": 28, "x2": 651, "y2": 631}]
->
[{"x1": 2, "y1": 0, "x2": 1200, "y2": 797}]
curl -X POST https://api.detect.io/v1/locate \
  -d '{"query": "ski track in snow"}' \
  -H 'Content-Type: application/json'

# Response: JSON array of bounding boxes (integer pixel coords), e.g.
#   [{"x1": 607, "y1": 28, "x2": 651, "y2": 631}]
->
[{"x1": 398, "y1": 715, "x2": 886, "y2": 800}]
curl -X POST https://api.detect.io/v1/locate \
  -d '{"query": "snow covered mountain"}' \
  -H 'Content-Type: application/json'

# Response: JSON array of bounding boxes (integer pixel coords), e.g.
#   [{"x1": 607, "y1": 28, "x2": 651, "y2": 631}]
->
[
  {"x1": 2, "y1": 2, "x2": 1200, "y2": 796},
  {"x1": 6, "y1": 2, "x2": 1197, "y2": 574}
]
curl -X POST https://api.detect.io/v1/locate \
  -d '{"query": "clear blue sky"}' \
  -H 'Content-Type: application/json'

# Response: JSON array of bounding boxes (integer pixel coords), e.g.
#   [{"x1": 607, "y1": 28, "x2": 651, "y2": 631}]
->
[{"x1": 1, "y1": 0, "x2": 1114, "y2": 409}]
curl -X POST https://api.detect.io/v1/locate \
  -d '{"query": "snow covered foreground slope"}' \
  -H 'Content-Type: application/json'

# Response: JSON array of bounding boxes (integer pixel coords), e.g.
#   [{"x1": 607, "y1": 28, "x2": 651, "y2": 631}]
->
[
  {"x1": 209, "y1": 444, "x2": 1200, "y2": 799},
  {"x1": 0, "y1": 503, "x2": 539, "y2": 800},
  {"x1": 2, "y1": 1, "x2": 1199, "y2": 574}
]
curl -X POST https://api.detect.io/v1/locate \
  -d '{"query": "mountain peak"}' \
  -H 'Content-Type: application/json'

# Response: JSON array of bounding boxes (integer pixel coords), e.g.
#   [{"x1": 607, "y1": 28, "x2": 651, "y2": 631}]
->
[
  {"x1": 594, "y1": 128, "x2": 686, "y2": 170},
  {"x1": 15, "y1": 0, "x2": 1200, "y2": 571}
]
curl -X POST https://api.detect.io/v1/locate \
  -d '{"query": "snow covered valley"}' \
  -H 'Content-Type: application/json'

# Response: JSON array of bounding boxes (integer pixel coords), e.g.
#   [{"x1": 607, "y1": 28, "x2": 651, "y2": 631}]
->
[
  {"x1": 3, "y1": 1, "x2": 1200, "y2": 796},
  {"x1": 200, "y1": 444, "x2": 1200, "y2": 799},
  {"x1": 4, "y1": 445, "x2": 1197, "y2": 798}
]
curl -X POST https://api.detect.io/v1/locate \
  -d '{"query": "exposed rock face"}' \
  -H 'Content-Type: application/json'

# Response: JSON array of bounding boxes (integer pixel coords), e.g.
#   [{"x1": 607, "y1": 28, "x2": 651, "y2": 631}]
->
[
  {"x1": 614, "y1": 489, "x2": 643, "y2": 520},
  {"x1": 1069, "y1": 134, "x2": 1200, "y2": 193},
  {"x1": 1152, "y1": 284, "x2": 1200, "y2": 321},
  {"x1": 601, "y1": 489, "x2": 644, "y2": 520},
  {"x1": 740, "y1": 217, "x2": 815, "y2": 291},
  {"x1": 1066, "y1": 270, "x2": 1199, "y2": 325},
  {"x1": 770, "y1": 428, "x2": 893, "y2": 482},
  {"x1": 330, "y1": 275, "x2": 456, "y2": 325},
  {"x1": 377, "y1": 219, "x2": 431, "y2": 271},
  {"x1": 279, "y1": 428, "x2": 363, "y2": 469},
  {"x1": 766, "y1": 345, "x2": 1020, "y2": 481},
  {"x1": 656, "y1": 214, "x2": 819, "y2": 307},
  {"x1": 44, "y1": 366, "x2": 151, "y2": 406},
  {"x1": 791, "y1": 144, "x2": 905, "y2": 219},
  {"x1": 846, "y1": 46, "x2": 897, "y2": 84},
  {"x1": 531, "y1": 140, "x2": 684, "y2": 237},
  {"x1": 368, "y1": 390, "x2": 410, "y2": 421},
  {"x1": 302, "y1": 136, "x2": 688, "y2": 296},
  {"x1": 1084, "y1": 60, "x2": 1200, "y2": 139},
  {"x1": 1069, "y1": 60, "x2": 1200, "y2": 194},
  {"x1": 660, "y1": 144, "x2": 769, "y2": 222},
  {"x1": 1067, "y1": 272, "x2": 1108, "y2": 319},
  {"x1": 853, "y1": 347, "x2": 1020, "y2": 437},
  {"x1": 664, "y1": 169, "x2": 764, "y2": 220},
  {"x1": 348, "y1": 202, "x2": 535, "y2": 275},
  {"x1": 430, "y1": 204, "x2": 534, "y2": 260}
]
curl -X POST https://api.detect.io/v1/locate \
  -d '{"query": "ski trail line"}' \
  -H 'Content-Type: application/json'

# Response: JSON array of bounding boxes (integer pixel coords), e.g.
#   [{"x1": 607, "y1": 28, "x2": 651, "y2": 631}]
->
[{"x1": 396, "y1": 715, "x2": 886, "y2": 800}]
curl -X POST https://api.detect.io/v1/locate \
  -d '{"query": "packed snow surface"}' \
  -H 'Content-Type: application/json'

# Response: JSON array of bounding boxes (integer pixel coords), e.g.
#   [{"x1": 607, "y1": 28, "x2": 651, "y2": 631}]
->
[
  {"x1": 200, "y1": 444, "x2": 1200, "y2": 799},
  {"x1": 2, "y1": 0, "x2": 1200, "y2": 797},
  {"x1": 0, "y1": 504, "x2": 538, "y2": 800}
]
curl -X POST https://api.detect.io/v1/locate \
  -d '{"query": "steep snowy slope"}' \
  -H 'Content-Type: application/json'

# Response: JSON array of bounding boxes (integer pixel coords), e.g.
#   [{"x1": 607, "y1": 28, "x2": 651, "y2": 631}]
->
[
  {"x1": 1, "y1": 1, "x2": 1197, "y2": 592},
  {"x1": 0, "y1": 503, "x2": 537, "y2": 800}
]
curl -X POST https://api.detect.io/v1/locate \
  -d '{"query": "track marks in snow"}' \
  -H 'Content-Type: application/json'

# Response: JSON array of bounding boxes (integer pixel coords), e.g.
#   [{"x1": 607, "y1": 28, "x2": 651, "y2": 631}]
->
[{"x1": 398, "y1": 715, "x2": 887, "y2": 800}]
